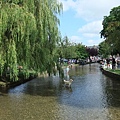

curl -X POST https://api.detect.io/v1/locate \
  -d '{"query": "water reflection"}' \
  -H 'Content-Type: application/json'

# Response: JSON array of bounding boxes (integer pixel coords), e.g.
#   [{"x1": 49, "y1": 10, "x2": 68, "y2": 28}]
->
[
  {"x1": 8, "y1": 76, "x2": 63, "y2": 96},
  {"x1": 63, "y1": 66, "x2": 70, "y2": 80},
  {"x1": 0, "y1": 63, "x2": 120, "y2": 120}
]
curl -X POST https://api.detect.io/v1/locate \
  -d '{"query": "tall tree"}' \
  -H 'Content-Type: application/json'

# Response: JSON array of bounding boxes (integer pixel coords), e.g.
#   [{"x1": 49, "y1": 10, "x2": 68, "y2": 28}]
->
[
  {"x1": 98, "y1": 41, "x2": 111, "y2": 58},
  {"x1": 0, "y1": 0, "x2": 63, "y2": 81},
  {"x1": 100, "y1": 6, "x2": 120, "y2": 53},
  {"x1": 76, "y1": 44, "x2": 88, "y2": 59}
]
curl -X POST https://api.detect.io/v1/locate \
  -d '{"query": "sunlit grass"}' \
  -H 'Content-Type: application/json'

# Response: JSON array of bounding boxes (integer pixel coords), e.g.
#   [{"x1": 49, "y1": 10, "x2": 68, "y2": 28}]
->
[{"x1": 108, "y1": 69, "x2": 120, "y2": 75}]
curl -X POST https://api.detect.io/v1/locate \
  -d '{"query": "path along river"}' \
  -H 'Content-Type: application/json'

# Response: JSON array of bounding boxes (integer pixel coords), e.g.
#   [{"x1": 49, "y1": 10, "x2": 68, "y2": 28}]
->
[{"x1": 0, "y1": 63, "x2": 120, "y2": 120}]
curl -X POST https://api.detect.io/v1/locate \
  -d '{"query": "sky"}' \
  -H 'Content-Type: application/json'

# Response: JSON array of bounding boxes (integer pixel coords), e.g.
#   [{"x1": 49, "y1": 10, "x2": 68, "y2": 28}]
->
[{"x1": 58, "y1": 0, "x2": 120, "y2": 46}]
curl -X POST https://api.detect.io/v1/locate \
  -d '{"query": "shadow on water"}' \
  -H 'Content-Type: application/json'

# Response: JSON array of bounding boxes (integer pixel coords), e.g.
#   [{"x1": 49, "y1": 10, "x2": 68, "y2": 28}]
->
[
  {"x1": 5, "y1": 76, "x2": 63, "y2": 97},
  {"x1": 103, "y1": 76, "x2": 120, "y2": 108},
  {"x1": 1, "y1": 63, "x2": 120, "y2": 109}
]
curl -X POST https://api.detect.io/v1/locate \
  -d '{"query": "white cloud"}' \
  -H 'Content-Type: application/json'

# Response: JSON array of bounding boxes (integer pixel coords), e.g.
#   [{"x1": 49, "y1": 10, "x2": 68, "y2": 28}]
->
[
  {"x1": 78, "y1": 20, "x2": 104, "y2": 45},
  {"x1": 78, "y1": 20, "x2": 103, "y2": 38},
  {"x1": 88, "y1": 39, "x2": 94, "y2": 44},
  {"x1": 70, "y1": 36, "x2": 82, "y2": 43},
  {"x1": 60, "y1": 0, "x2": 120, "y2": 21},
  {"x1": 74, "y1": 0, "x2": 118, "y2": 21},
  {"x1": 83, "y1": 33, "x2": 98, "y2": 38},
  {"x1": 87, "y1": 39, "x2": 104, "y2": 46},
  {"x1": 69, "y1": 35, "x2": 104, "y2": 46},
  {"x1": 59, "y1": 0, "x2": 120, "y2": 45}
]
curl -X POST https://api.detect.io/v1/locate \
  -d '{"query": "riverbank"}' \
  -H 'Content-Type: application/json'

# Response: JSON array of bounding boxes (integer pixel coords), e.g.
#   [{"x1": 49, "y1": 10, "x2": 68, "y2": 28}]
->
[
  {"x1": 0, "y1": 68, "x2": 43, "y2": 89},
  {"x1": 0, "y1": 63, "x2": 89, "y2": 90},
  {"x1": 101, "y1": 68, "x2": 120, "y2": 80},
  {"x1": 0, "y1": 64, "x2": 78, "y2": 89},
  {"x1": 0, "y1": 75, "x2": 37, "y2": 90}
]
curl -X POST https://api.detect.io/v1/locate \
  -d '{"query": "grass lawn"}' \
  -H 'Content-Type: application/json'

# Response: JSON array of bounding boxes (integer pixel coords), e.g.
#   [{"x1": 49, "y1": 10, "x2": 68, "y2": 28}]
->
[{"x1": 108, "y1": 69, "x2": 120, "y2": 75}]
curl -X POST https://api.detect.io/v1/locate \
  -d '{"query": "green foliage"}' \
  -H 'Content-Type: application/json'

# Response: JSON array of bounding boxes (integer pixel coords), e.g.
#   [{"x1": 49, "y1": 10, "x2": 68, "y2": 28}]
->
[
  {"x1": 57, "y1": 36, "x2": 77, "y2": 59},
  {"x1": 0, "y1": 0, "x2": 63, "y2": 81},
  {"x1": 109, "y1": 69, "x2": 120, "y2": 75},
  {"x1": 100, "y1": 5, "x2": 120, "y2": 53},
  {"x1": 76, "y1": 44, "x2": 88, "y2": 59},
  {"x1": 98, "y1": 41, "x2": 111, "y2": 58},
  {"x1": 57, "y1": 36, "x2": 88, "y2": 60}
]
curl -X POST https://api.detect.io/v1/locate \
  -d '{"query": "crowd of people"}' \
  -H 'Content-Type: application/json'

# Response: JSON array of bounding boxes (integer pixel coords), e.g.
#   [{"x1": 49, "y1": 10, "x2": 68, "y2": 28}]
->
[{"x1": 100, "y1": 54, "x2": 120, "y2": 69}]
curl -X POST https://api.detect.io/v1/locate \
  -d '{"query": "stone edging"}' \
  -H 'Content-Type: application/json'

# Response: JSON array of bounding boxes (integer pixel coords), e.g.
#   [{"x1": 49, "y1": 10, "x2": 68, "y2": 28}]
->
[
  {"x1": 0, "y1": 76, "x2": 36, "y2": 90},
  {"x1": 101, "y1": 68, "x2": 120, "y2": 80}
]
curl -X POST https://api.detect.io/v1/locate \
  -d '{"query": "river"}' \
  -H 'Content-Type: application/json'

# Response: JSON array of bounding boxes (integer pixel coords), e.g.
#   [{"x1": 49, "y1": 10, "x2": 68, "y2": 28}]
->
[{"x1": 0, "y1": 63, "x2": 120, "y2": 120}]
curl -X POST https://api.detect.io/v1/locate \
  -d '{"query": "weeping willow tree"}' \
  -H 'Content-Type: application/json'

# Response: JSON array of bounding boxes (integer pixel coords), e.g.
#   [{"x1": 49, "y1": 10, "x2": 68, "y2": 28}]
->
[{"x1": 0, "y1": 0, "x2": 63, "y2": 81}]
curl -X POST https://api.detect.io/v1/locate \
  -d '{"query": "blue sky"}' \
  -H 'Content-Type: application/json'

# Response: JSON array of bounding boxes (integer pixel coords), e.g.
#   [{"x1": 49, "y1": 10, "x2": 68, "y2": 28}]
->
[{"x1": 58, "y1": 0, "x2": 120, "y2": 46}]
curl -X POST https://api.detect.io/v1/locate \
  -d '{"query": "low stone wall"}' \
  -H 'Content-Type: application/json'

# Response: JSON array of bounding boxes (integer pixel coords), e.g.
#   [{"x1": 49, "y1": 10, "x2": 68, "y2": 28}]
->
[
  {"x1": 0, "y1": 76, "x2": 36, "y2": 90},
  {"x1": 101, "y1": 68, "x2": 120, "y2": 80}
]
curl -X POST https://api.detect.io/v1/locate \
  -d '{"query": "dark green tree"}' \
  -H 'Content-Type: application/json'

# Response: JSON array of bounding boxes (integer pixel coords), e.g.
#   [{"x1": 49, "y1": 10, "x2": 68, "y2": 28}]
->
[
  {"x1": 100, "y1": 6, "x2": 120, "y2": 53},
  {"x1": 58, "y1": 36, "x2": 77, "y2": 60},
  {"x1": 99, "y1": 41, "x2": 111, "y2": 58},
  {"x1": 76, "y1": 44, "x2": 88, "y2": 59}
]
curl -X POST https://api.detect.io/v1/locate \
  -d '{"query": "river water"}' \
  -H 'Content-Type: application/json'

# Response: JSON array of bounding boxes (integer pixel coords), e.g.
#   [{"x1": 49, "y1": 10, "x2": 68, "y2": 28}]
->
[{"x1": 0, "y1": 63, "x2": 120, "y2": 120}]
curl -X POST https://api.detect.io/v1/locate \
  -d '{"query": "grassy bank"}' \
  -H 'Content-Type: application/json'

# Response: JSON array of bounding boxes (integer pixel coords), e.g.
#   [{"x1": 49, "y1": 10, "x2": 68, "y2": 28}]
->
[
  {"x1": 108, "y1": 69, "x2": 120, "y2": 75},
  {"x1": 0, "y1": 70, "x2": 38, "y2": 89}
]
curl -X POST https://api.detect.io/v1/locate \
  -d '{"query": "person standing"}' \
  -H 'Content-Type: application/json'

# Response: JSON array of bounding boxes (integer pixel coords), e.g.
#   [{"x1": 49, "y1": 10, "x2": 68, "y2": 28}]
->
[
  {"x1": 106, "y1": 58, "x2": 110, "y2": 68},
  {"x1": 112, "y1": 57, "x2": 116, "y2": 69}
]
